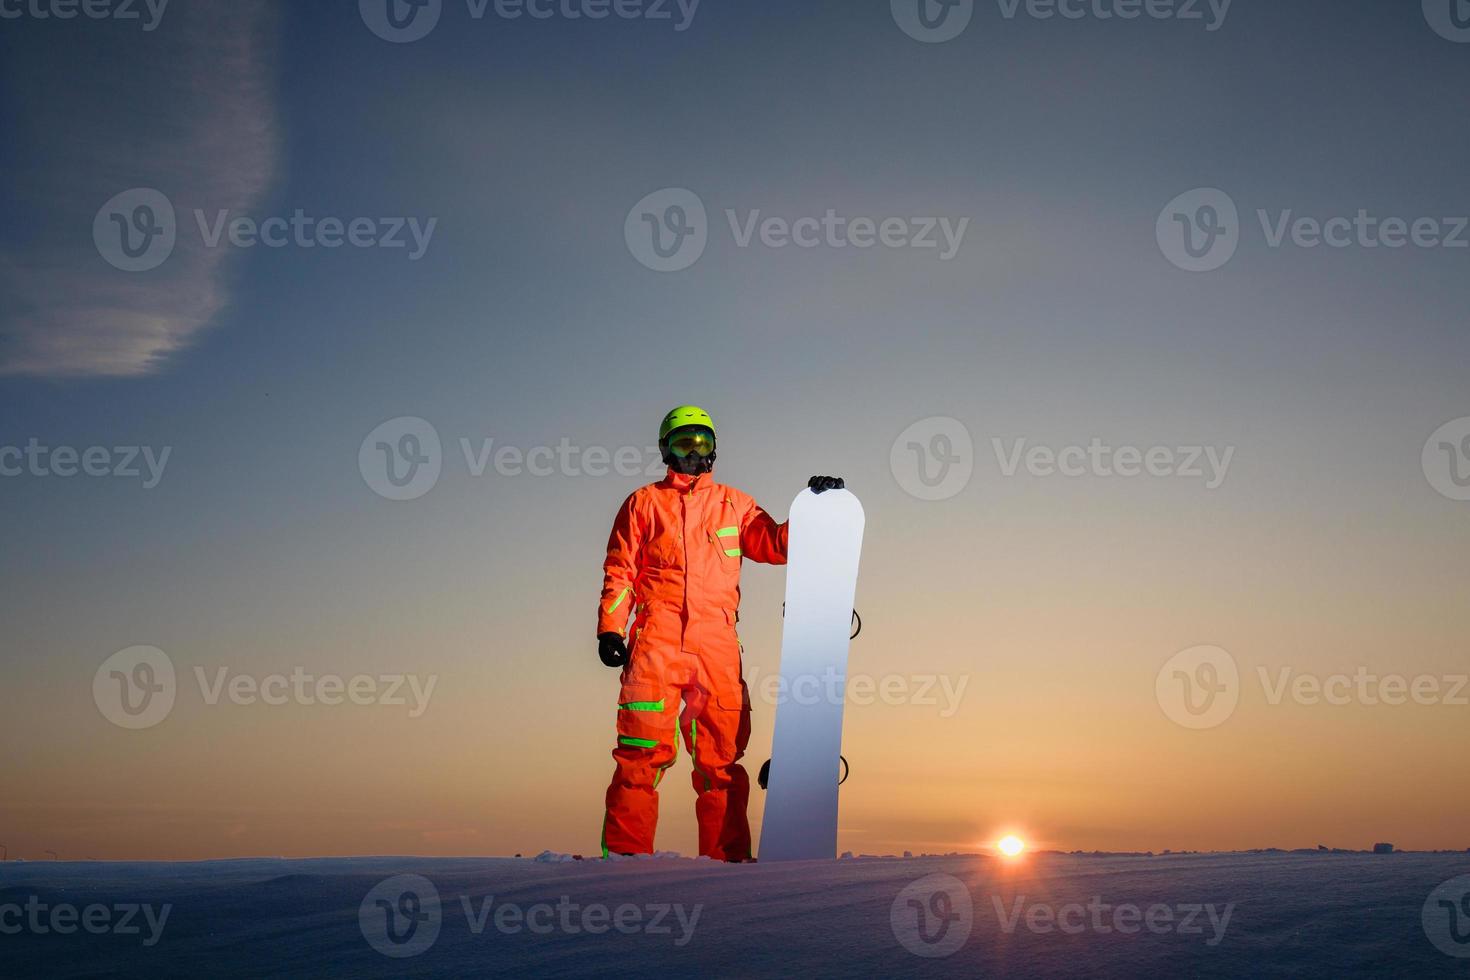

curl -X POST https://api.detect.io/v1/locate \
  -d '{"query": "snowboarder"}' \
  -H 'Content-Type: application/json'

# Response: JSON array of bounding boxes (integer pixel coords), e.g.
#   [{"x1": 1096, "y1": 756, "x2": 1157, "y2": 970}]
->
[{"x1": 596, "y1": 405, "x2": 844, "y2": 861}]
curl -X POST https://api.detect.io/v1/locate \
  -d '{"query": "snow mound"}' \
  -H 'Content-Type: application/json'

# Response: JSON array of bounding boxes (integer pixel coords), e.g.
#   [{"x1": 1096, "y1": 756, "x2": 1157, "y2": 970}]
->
[
  {"x1": 532, "y1": 849, "x2": 688, "y2": 863},
  {"x1": 0, "y1": 852, "x2": 1462, "y2": 977}
]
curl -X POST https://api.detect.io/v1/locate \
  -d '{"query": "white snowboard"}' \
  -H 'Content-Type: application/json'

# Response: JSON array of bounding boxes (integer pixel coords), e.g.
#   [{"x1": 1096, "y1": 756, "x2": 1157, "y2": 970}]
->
[{"x1": 759, "y1": 487, "x2": 865, "y2": 862}]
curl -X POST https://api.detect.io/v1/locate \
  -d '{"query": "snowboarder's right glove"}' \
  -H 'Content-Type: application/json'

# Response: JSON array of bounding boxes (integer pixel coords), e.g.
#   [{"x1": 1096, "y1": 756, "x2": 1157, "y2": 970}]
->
[
  {"x1": 598, "y1": 632, "x2": 629, "y2": 668},
  {"x1": 808, "y1": 475, "x2": 845, "y2": 494}
]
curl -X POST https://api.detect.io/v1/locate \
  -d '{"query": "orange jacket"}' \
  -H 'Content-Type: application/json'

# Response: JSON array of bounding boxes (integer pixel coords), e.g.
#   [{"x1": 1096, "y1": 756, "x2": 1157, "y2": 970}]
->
[{"x1": 597, "y1": 468, "x2": 788, "y2": 651}]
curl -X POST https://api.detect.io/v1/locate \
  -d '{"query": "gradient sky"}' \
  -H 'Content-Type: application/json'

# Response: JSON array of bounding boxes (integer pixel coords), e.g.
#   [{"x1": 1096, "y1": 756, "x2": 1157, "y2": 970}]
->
[{"x1": 2, "y1": 0, "x2": 1468, "y2": 860}]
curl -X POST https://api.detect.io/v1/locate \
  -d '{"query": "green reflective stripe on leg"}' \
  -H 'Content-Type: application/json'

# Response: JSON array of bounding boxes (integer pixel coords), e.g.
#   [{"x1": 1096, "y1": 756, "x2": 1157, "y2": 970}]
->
[
  {"x1": 600, "y1": 811, "x2": 610, "y2": 859},
  {"x1": 607, "y1": 586, "x2": 631, "y2": 615},
  {"x1": 618, "y1": 735, "x2": 658, "y2": 749},
  {"x1": 618, "y1": 699, "x2": 665, "y2": 712},
  {"x1": 688, "y1": 719, "x2": 712, "y2": 791}
]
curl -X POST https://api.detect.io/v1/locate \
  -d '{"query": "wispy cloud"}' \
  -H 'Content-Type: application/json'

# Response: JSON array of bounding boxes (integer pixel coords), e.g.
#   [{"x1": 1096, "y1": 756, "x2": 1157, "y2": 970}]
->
[{"x1": 0, "y1": 1, "x2": 279, "y2": 378}]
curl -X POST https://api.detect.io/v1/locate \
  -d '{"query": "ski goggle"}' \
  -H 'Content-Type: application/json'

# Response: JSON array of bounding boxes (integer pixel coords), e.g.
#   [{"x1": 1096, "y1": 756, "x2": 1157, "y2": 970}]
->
[{"x1": 666, "y1": 427, "x2": 715, "y2": 458}]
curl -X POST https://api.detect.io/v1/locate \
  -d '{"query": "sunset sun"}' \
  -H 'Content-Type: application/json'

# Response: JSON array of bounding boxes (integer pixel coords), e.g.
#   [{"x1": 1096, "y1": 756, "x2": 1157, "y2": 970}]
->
[{"x1": 998, "y1": 835, "x2": 1026, "y2": 858}]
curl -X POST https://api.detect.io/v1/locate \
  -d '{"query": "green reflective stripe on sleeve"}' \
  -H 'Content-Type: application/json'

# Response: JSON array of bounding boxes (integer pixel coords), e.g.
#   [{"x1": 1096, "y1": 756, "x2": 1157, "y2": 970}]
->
[
  {"x1": 618, "y1": 735, "x2": 658, "y2": 749},
  {"x1": 618, "y1": 699, "x2": 665, "y2": 712},
  {"x1": 607, "y1": 586, "x2": 631, "y2": 615}
]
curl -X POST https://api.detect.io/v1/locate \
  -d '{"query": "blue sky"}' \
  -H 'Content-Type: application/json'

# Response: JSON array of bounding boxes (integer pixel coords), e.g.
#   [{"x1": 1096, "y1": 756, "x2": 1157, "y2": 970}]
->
[{"x1": 2, "y1": 0, "x2": 1468, "y2": 857}]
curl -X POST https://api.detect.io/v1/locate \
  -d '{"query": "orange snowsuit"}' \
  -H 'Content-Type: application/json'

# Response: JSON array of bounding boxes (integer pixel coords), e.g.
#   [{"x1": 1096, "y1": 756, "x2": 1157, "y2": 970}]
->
[{"x1": 598, "y1": 467, "x2": 788, "y2": 860}]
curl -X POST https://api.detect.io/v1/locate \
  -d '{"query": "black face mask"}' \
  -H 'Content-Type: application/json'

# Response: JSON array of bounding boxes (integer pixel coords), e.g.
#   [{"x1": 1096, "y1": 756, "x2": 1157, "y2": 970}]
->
[{"x1": 663, "y1": 446, "x2": 716, "y2": 475}]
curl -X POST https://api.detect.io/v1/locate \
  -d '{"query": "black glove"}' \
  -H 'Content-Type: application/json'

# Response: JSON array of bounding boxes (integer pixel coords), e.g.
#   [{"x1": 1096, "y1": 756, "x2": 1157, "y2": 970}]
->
[
  {"x1": 808, "y1": 475, "x2": 845, "y2": 494},
  {"x1": 598, "y1": 632, "x2": 629, "y2": 668}
]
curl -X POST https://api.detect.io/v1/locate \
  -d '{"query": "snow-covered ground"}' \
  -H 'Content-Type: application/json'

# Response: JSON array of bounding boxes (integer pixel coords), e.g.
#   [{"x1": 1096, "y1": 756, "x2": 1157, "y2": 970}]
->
[{"x1": 2, "y1": 851, "x2": 1468, "y2": 977}]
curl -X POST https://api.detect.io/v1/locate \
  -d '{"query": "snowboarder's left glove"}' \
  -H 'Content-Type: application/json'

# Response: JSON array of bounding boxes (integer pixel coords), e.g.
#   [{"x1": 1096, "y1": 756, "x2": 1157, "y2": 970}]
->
[
  {"x1": 598, "y1": 632, "x2": 629, "y2": 668},
  {"x1": 808, "y1": 476, "x2": 845, "y2": 494}
]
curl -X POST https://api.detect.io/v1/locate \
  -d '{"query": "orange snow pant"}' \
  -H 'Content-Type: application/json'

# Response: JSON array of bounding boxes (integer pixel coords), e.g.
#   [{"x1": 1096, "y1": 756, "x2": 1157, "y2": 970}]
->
[
  {"x1": 596, "y1": 468, "x2": 788, "y2": 861},
  {"x1": 602, "y1": 642, "x2": 753, "y2": 861}
]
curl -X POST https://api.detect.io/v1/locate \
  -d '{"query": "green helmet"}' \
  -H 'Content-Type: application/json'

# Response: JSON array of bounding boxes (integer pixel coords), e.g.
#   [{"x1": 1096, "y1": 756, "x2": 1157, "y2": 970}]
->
[{"x1": 658, "y1": 405, "x2": 715, "y2": 442}]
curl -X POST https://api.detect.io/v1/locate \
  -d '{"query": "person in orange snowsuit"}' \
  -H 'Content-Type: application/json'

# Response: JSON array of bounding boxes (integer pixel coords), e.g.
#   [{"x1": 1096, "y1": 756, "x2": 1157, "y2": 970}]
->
[{"x1": 596, "y1": 406, "x2": 844, "y2": 861}]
